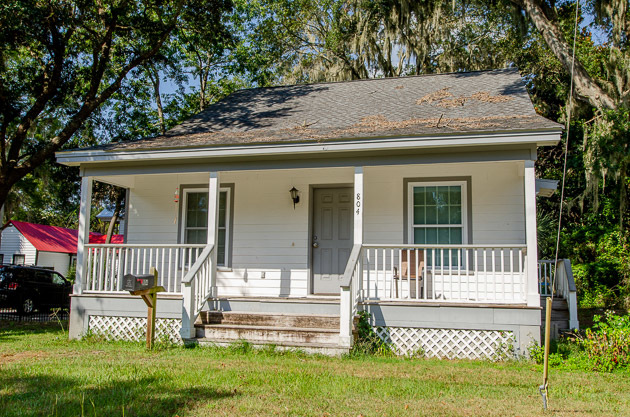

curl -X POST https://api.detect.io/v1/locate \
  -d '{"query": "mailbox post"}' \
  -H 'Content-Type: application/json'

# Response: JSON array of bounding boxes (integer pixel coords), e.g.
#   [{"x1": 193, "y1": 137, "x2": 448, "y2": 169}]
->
[{"x1": 124, "y1": 267, "x2": 165, "y2": 349}]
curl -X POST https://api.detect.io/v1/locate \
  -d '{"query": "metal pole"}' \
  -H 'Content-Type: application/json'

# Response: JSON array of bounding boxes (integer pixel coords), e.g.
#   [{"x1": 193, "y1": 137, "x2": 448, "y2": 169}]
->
[{"x1": 539, "y1": 296, "x2": 552, "y2": 410}]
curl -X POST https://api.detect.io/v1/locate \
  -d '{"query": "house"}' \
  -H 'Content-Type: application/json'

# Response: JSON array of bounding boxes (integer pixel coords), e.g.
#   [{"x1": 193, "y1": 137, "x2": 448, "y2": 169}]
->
[
  {"x1": 96, "y1": 207, "x2": 126, "y2": 235},
  {"x1": 0, "y1": 220, "x2": 123, "y2": 277},
  {"x1": 56, "y1": 68, "x2": 575, "y2": 357}
]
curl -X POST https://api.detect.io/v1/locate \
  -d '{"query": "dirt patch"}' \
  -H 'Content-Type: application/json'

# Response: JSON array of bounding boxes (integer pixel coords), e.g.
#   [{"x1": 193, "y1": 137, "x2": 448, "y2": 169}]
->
[
  {"x1": 436, "y1": 97, "x2": 468, "y2": 108},
  {"x1": 0, "y1": 350, "x2": 49, "y2": 366},
  {"x1": 416, "y1": 88, "x2": 453, "y2": 105},
  {"x1": 470, "y1": 91, "x2": 513, "y2": 103},
  {"x1": 417, "y1": 88, "x2": 513, "y2": 108}
]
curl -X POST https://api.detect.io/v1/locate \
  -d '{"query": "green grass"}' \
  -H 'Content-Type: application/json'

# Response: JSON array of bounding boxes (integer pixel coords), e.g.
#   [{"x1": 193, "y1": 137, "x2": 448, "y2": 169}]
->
[{"x1": 1, "y1": 322, "x2": 629, "y2": 416}]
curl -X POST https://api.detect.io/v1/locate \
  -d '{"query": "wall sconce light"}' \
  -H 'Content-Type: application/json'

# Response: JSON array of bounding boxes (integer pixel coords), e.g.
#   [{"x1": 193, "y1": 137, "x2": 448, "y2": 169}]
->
[{"x1": 289, "y1": 187, "x2": 300, "y2": 209}]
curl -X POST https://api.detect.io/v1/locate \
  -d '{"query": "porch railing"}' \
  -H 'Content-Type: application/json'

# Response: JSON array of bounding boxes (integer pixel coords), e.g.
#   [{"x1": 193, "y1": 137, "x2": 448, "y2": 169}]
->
[
  {"x1": 181, "y1": 244, "x2": 216, "y2": 339},
  {"x1": 538, "y1": 259, "x2": 579, "y2": 329},
  {"x1": 360, "y1": 244, "x2": 528, "y2": 304},
  {"x1": 339, "y1": 244, "x2": 362, "y2": 347},
  {"x1": 83, "y1": 244, "x2": 206, "y2": 294}
]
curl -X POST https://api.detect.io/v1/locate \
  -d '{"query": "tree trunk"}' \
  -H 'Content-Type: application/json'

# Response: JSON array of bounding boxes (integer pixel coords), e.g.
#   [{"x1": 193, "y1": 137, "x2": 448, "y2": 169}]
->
[
  {"x1": 512, "y1": 0, "x2": 617, "y2": 110},
  {"x1": 105, "y1": 191, "x2": 125, "y2": 244},
  {"x1": 149, "y1": 65, "x2": 166, "y2": 135}
]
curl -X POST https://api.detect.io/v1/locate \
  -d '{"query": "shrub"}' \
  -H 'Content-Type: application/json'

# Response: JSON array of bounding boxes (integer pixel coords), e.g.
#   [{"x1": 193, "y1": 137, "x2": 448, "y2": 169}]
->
[
  {"x1": 578, "y1": 311, "x2": 630, "y2": 372},
  {"x1": 350, "y1": 311, "x2": 394, "y2": 356}
]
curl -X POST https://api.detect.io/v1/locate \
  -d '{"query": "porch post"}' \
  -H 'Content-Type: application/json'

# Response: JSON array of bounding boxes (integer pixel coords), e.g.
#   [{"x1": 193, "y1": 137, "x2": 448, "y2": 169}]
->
[
  {"x1": 340, "y1": 167, "x2": 364, "y2": 348},
  {"x1": 354, "y1": 167, "x2": 364, "y2": 245},
  {"x1": 524, "y1": 161, "x2": 539, "y2": 307},
  {"x1": 207, "y1": 172, "x2": 220, "y2": 298},
  {"x1": 75, "y1": 175, "x2": 93, "y2": 295}
]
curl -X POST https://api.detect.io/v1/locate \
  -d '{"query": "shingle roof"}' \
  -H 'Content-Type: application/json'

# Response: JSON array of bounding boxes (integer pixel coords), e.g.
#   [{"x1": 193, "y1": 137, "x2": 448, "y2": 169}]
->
[
  {"x1": 103, "y1": 68, "x2": 561, "y2": 152},
  {"x1": 7, "y1": 221, "x2": 123, "y2": 253}
]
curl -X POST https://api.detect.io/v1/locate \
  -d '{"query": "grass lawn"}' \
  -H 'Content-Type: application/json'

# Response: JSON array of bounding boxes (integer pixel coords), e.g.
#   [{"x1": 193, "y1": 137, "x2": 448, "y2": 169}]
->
[{"x1": 1, "y1": 322, "x2": 628, "y2": 416}]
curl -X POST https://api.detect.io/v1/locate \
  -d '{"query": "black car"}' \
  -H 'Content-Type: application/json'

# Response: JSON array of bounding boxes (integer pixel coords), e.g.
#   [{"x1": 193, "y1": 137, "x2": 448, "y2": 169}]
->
[{"x1": 0, "y1": 265, "x2": 72, "y2": 314}]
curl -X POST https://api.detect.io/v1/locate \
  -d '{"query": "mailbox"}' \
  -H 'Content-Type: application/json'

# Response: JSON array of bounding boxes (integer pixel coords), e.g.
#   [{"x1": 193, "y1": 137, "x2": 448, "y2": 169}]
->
[{"x1": 122, "y1": 274, "x2": 155, "y2": 291}]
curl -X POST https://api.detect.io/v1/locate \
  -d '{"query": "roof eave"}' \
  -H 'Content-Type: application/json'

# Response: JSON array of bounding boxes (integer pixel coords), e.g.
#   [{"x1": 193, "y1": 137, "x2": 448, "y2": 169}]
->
[{"x1": 56, "y1": 128, "x2": 562, "y2": 167}]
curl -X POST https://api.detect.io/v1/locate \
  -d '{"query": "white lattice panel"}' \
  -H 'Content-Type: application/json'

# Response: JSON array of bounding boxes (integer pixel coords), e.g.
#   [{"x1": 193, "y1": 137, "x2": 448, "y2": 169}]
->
[
  {"x1": 374, "y1": 327, "x2": 515, "y2": 359},
  {"x1": 88, "y1": 315, "x2": 182, "y2": 344}
]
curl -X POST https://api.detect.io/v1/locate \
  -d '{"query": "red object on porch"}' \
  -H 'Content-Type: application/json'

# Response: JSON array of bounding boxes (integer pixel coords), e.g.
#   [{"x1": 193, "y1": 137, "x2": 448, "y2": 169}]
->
[{"x1": 6, "y1": 220, "x2": 123, "y2": 253}]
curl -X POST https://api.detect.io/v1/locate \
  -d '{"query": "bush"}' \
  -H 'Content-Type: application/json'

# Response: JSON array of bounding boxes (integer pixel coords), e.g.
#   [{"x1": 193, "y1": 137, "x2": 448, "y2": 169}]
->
[
  {"x1": 350, "y1": 311, "x2": 394, "y2": 357},
  {"x1": 531, "y1": 311, "x2": 630, "y2": 372},
  {"x1": 578, "y1": 311, "x2": 630, "y2": 372}
]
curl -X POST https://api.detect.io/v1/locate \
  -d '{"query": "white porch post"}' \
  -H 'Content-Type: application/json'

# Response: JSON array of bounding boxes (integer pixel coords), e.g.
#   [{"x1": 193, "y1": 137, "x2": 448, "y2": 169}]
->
[
  {"x1": 207, "y1": 171, "x2": 220, "y2": 298},
  {"x1": 340, "y1": 167, "x2": 364, "y2": 347},
  {"x1": 524, "y1": 161, "x2": 539, "y2": 307},
  {"x1": 75, "y1": 176, "x2": 93, "y2": 295},
  {"x1": 181, "y1": 172, "x2": 221, "y2": 339},
  {"x1": 354, "y1": 167, "x2": 364, "y2": 245}
]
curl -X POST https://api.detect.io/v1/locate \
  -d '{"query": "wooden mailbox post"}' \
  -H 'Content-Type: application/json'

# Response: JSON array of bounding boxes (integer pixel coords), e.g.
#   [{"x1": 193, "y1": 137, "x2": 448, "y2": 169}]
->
[{"x1": 127, "y1": 267, "x2": 165, "y2": 349}]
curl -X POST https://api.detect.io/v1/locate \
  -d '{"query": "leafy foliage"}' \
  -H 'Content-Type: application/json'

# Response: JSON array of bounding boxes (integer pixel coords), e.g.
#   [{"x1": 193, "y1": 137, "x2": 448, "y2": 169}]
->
[
  {"x1": 350, "y1": 311, "x2": 394, "y2": 356},
  {"x1": 579, "y1": 311, "x2": 630, "y2": 371},
  {"x1": 530, "y1": 311, "x2": 630, "y2": 372}
]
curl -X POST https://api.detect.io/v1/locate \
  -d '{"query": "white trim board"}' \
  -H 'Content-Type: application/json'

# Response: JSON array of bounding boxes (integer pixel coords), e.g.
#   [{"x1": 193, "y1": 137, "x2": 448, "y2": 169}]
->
[{"x1": 57, "y1": 130, "x2": 561, "y2": 166}]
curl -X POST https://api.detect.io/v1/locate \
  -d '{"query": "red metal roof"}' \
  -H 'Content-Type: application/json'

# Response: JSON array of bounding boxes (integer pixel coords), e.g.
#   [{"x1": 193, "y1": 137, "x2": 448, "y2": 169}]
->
[{"x1": 6, "y1": 220, "x2": 123, "y2": 253}]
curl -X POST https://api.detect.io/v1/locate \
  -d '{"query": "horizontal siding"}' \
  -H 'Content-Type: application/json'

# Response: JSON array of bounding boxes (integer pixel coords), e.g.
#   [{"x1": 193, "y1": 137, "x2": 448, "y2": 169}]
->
[
  {"x1": 0, "y1": 225, "x2": 37, "y2": 265},
  {"x1": 122, "y1": 162, "x2": 527, "y2": 297},
  {"x1": 126, "y1": 174, "x2": 179, "y2": 244}
]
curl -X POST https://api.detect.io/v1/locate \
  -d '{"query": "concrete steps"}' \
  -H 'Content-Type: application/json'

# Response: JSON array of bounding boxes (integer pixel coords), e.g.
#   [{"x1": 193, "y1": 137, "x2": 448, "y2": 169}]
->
[
  {"x1": 540, "y1": 296, "x2": 570, "y2": 338},
  {"x1": 193, "y1": 311, "x2": 352, "y2": 355}
]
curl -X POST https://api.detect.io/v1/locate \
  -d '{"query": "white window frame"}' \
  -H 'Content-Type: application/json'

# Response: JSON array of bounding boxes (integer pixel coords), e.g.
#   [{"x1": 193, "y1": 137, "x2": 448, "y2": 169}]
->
[
  {"x1": 181, "y1": 187, "x2": 231, "y2": 267},
  {"x1": 407, "y1": 180, "x2": 468, "y2": 246},
  {"x1": 13, "y1": 254, "x2": 26, "y2": 265}
]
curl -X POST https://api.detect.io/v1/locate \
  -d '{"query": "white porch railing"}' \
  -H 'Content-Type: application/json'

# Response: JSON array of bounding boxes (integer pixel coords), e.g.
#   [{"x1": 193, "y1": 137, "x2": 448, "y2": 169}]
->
[
  {"x1": 538, "y1": 259, "x2": 579, "y2": 329},
  {"x1": 83, "y1": 244, "x2": 206, "y2": 293},
  {"x1": 359, "y1": 244, "x2": 528, "y2": 304},
  {"x1": 339, "y1": 244, "x2": 528, "y2": 347},
  {"x1": 181, "y1": 244, "x2": 216, "y2": 338},
  {"x1": 340, "y1": 244, "x2": 362, "y2": 347}
]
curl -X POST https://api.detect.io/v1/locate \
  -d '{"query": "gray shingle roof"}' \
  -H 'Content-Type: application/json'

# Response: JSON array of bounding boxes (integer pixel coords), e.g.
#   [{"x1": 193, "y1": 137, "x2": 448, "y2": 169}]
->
[{"x1": 105, "y1": 68, "x2": 561, "y2": 151}]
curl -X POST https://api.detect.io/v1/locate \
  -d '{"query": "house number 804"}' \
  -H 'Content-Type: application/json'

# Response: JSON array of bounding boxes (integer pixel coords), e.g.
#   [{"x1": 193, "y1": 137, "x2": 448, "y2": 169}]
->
[{"x1": 356, "y1": 193, "x2": 361, "y2": 215}]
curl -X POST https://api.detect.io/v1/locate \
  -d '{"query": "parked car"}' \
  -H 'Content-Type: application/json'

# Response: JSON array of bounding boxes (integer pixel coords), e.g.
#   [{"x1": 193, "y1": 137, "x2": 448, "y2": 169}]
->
[{"x1": 0, "y1": 265, "x2": 72, "y2": 314}]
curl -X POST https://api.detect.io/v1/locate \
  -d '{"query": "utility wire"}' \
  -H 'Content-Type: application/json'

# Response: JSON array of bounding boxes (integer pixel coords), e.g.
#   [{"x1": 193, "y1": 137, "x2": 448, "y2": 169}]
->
[{"x1": 541, "y1": 0, "x2": 581, "y2": 411}]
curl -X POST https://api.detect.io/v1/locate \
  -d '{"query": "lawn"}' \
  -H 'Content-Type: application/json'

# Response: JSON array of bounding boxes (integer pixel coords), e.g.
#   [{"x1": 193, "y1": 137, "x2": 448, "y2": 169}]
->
[{"x1": 0, "y1": 322, "x2": 628, "y2": 417}]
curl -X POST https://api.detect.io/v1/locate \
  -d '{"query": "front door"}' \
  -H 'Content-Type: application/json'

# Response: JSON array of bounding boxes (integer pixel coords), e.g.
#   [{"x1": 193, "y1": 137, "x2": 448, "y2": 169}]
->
[{"x1": 312, "y1": 187, "x2": 354, "y2": 294}]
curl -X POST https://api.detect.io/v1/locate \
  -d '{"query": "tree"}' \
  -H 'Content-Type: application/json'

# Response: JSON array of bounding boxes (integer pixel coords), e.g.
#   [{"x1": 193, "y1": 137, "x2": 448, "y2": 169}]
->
[
  {"x1": 509, "y1": 0, "x2": 629, "y2": 226},
  {"x1": 0, "y1": 0, "x2": 232, "y2": 211}
]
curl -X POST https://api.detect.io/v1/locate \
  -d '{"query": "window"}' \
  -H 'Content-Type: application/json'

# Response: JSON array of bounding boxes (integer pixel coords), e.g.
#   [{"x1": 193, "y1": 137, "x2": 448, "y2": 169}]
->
[
  {"x1": 408, "y1": 181, "x2": 467, "y2": 266},
  {"x1": 35, "y1": 271, "x2": 52, "y2": 284},
  {"x1": 12, "y1": 254, "x2": 25, "y2": 265},
  {"x1": 0, "y1": 254, "x2": 4, "y2": 264},
  {"x1": 182, "y1": 187, "x2": 231, "y2": 266},
  {"x1": 52, "y1": 273, "x2": 66, "y2": 286}
]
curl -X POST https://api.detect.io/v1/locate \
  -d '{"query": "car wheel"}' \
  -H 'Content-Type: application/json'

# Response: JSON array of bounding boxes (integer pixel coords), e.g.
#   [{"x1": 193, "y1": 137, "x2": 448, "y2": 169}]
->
[{"x1": 19, "y1": 297, "x2": 35, "y2": 315}]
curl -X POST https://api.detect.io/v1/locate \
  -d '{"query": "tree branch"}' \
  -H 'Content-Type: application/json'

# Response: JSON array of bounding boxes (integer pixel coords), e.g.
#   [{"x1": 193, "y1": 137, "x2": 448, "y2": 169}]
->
[
  {"x1": 510, "y1": 0, "x2": 617, "y2": 110},
  {"x1": 7, "y1": 16, "x2": 66, "y2": 165},
  {"x1": 11, "y1": 27, "x2": 175, "y2": 181}
]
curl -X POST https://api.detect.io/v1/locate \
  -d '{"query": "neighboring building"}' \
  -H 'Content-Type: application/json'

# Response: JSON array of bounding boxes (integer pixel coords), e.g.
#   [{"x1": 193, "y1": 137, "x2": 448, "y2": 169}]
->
[
  {"x1": 0, "y1": 220, "x2": 123, "y2": 277},
  {"x1": 56, "y1": 69, "x2": 578, "y2": 357},
  {"x1": 96, "y1": 207, "x2": 126, "y2": 235}
]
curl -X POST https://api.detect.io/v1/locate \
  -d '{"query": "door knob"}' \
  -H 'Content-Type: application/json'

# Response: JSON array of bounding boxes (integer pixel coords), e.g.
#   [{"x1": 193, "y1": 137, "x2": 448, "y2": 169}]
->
[{"x1": 312, "y1": 242, "x2": 319, "y2": 248}]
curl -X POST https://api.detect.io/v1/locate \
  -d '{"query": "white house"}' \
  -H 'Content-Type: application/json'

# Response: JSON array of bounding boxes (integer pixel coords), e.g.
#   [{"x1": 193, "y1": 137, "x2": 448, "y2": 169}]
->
[
  {"x1": 0, "y1": 220, "x2": 123, "y2": 277},
  {"x1": 56, "y1": 69, "x2": 576, "y2": 357}
]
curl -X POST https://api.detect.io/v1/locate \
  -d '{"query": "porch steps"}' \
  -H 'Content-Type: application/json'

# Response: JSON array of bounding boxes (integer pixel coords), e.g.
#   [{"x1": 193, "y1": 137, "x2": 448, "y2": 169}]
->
[
  {"x1": 193, "y1": 311, "x2": 352, "y2": 355},
  {"x1": 540, "y1": 296, "x2": 571, "y2": 338}
]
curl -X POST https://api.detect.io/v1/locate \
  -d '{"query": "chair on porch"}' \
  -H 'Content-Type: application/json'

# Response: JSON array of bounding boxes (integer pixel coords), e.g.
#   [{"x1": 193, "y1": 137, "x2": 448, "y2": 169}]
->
[{"x1": 393, "y1": 250, "x2": 425, "y2": 299}]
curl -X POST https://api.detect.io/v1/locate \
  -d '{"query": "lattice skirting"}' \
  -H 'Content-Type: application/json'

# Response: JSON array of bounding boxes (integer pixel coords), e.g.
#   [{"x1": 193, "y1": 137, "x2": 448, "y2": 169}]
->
[
  {"x1": 374, "y1": 327, "x2": 515, "y2": 360},
  {"x1": 88, "y1": 315, "x2": 182, "y2": 344}
]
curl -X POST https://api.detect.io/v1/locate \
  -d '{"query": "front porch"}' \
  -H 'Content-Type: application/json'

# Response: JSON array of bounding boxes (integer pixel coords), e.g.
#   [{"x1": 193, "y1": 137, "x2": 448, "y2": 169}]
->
[{"x1": 67, "y1": 158, "x2": 547, "y2": 357}]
